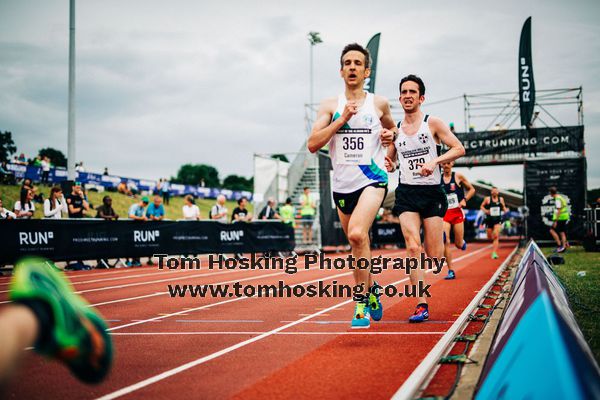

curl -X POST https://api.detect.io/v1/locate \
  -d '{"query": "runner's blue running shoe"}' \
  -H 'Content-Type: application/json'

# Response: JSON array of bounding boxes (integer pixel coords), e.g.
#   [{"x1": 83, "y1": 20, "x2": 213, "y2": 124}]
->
[
  {"x1": 459, "y1": 240, "x2": 467, "y2": 251},
  {"x1": 409, "y1": 303, "x2": 429, "y2": 323},
  {"x1": 351, "y1": 301, "x2": 370, "y2": 329},
  {"x1": 368, "y1": 282, "x2": 383, "y2": 321},
  {"x1": 444, "y1": 270, "x2": 456, "y2": 280}
]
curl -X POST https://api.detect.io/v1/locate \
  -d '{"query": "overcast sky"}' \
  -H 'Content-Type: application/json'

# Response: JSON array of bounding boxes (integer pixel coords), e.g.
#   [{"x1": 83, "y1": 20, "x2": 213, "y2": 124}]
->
[{"x1": 1, "y1": 0, "x2": 598, "y2": 191}]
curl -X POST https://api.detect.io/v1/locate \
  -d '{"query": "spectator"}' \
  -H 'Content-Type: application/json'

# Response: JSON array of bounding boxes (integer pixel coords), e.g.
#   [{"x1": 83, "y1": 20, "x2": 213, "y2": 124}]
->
[
  {"x1": 14, "y1": 189, "x2": 35, "y2": 219},
  {"x1": 182, "y1": 195, "x2": 200, "y2": 220},
  {"x1": 75, "y1": 162, "x2": 85, "y2": 173},
  {"x1": 21, "y1": 178, "x2": 34, "y2": 192},
  {"x1": 146, "y1": 195, "x2": 165, "y2": 221},
  {"x1": 40, "y1": 156, "x2": 51, "y2": 185},
  {"x1": 96, "y1": 196, "x2": 119, "y2": 220},
  {"x1": 210, "y1": 195, "x2": 228, "y2": 223},
  {"x1": 126, "y1": 197, "x2": 149, "y2": 267},
  {"x1": 127, "y1": 180, "x2": 139, "y2": 197},
  {"x1": 200, "y1": 179, "x2": 205, "y2": 187},
  {"x1": 0, "y1": 198, "x2": 17, "y2": 219},
  {"x1": 43, "y1": 186, "x2": 68, "y2": 219},
  {"x1": 66, "y1": 182, "x2": 89, "y2": 218},
  {"x1": 299, "y1": 187, "x2": 316, "y2": 243},
  {"x1": 258, "y1": 197, "x2": 279, "y2": 220},
  {"x1": 161, "y1": 179, "x2": 170, "y2": 205},
  {"x1": 103, "y1": 167, "x2": 109, "y2": 176},
  {"x1": 13, "y1": 153, "x2": 28, "y2": 165},
  {"x1": 232, "y1": 197, "x2": 252, "y2": 222},
  {"x1": 0, "y1": 161, "x2": 16, "y2": 185},
  {"x1": 117, "y1": 180, "x2": 132, "y2": 197},
  {"x1": 279, "y1": 197, "x2": 296, "y2": 227},
  {"x1": 549, "y1": 186, "x2": 570, "y2": 253},
  {"x1": 449, "y1": 122, "x2": 456, "y2": 134},
  {"x1": 128, "y1": 197, "x2": 149, "y2": 221}
]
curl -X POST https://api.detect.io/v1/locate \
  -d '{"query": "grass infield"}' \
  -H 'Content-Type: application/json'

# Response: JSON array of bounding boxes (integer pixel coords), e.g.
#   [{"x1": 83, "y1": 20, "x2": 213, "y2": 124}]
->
[
  {"x1": 0, "y1": 184, "x2": 249, "y2": 221},
  {"x1": 543, "y1": 246, "x2": 600, "y2": 363}
]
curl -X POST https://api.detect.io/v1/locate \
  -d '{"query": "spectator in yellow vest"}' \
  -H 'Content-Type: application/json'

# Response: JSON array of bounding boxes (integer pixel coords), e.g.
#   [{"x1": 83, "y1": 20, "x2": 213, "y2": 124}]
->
[
  {"x1": 299, "y1": 187, "x2": 316, "y2": 243},
  {"x1": 549, "y1": 186, "x2": 570, "y2": 253}
]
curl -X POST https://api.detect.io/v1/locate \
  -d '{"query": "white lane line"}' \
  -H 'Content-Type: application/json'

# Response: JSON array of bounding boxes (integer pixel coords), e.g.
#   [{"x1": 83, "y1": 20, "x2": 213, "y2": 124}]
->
[
  {"x1": 96, "y1": 245, "x2": 491, "y2": 399},
  {"x1": 174, "y1": 320, "x2": 264, "y2": 323},
  {"x1": 106, "y1": 271, "x2": 352, "y2": 332},
  {"x1": 110, "y1": 331, "x2": 446, "y2": 336},
  {"x1": 89, "y1": 266, "x2": 319, "y2": 308},
  {"x1": 0, "y1": 269, "x2": 239, "y2": 294}
]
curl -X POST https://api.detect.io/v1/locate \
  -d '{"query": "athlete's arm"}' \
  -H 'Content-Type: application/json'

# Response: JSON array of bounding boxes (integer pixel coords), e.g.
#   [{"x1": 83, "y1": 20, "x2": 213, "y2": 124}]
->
[
  {"x1": 500, "y1": 197, "x2": 508, "y2": 213},
  {"x1": 308, "y1": 98, "x2": 357, "y2": 153},
  {"x1": 417, "y1": 117, "x2": 465, "y2": 176},
  {"x1": 385, "y1": 145, "x2": 398, "y2": 172},
  {"x1": 374, "y1": 96, "x2": 397, "y2": 147},
  {"x1": 480, "y1": 197, "x2": 490, "y2": 215},
  {"x1": 457, "y1": 172, "x2": 476, "y2": 207}
]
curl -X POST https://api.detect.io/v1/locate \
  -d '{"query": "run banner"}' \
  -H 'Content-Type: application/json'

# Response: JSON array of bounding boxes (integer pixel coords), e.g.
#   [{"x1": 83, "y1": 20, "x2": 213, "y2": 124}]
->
[
  {"x1": 476, "y1": 241, "x2": 600, "y2": 399},
  {"x1": 0, "y1": 220, "x2": 295, "y2": 264},
  {"x1": 364, "y1": 33, "x2": 380, "y2": 94},
  {"x1": 519, "y1": 17, "x2": 536, "y2": 127}
]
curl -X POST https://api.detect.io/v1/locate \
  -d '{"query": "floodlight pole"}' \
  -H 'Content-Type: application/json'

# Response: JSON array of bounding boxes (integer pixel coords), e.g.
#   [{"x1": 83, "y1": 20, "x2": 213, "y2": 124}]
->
[
  {"x1": 308, "y1": 32, "x2": 322, "y2": 125},
  {"x1": 67, "y1": 0, "x2": 76, "y2": 180}
]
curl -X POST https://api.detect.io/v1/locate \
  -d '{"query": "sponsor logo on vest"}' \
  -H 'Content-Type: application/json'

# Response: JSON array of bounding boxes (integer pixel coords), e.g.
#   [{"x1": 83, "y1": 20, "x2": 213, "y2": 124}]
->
[
  {"x1": 134, "y1": 230, "x2": 160, "y2": 242},
  {"x1": 220, "y1": 230, "x2": 244, "y2": 241},
  {"x1": 520, "y1": 57, "x2": 531, "y2": 102},
  {"x1": 19, "y1": 231, "x2": 54, "y2": 245}
]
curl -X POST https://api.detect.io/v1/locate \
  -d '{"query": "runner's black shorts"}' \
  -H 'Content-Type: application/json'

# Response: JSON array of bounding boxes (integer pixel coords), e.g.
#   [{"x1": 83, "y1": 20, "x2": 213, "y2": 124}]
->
[
  {"x1": 392, "y1": 183, "x2": 447, "y2": 218},
  {"x1": 553, "y1": 220, "x2": 568, "y2": 233},
  {"x1": 485, "y1": 217, "x2": 502, "y2": 229},
  {"x1": 333, "y1": 182, "x2": 388, "y2": 215}
]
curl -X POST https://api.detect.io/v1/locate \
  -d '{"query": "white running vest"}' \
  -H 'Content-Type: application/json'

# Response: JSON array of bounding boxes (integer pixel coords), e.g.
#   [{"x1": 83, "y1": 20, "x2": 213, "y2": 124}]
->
[
  {"x1": 329, "y1": 92, "x2": 387, "y2": 193},
  {"x1": 395, "y1": 114, "x2": 441, "y2": 185}
]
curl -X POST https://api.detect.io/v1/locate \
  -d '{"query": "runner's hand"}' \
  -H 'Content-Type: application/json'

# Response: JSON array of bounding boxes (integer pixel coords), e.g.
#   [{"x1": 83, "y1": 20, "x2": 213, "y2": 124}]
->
[
  {"x1": 416, "y1": 160, "x2": 437, "y2": 176},
  {"x1": 552, "y1": 222, "x2": 557, "y2": 229},
  {"x1": 380, "y1": 128, "x2": 394, "y2": 147},
  {"x1": 384, "y1": 156, "x2": 396, "y2": 172},
  {"x1": 341, "y1": 101, "x2": 358, "y2": 122},
  {"x1": 460, "y1": 199, "x2": 467, "y2": 208}
]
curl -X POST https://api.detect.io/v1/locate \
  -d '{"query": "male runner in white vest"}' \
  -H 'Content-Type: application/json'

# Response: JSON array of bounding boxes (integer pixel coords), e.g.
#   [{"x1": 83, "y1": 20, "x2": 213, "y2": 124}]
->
[
  {"x1": 308, "y1": 43, "x2": 396, "y2": 329},
  {"x1": 385, "y1": 75, "x2": 465, "y2": 322}
]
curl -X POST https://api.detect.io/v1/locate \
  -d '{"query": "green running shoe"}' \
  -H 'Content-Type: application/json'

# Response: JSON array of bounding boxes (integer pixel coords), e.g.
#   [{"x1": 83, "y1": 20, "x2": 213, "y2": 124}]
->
[
  {"x1": 368, "y1": 282, "x2": 383, "y2": 322},
  {"x1": 350, "y1": 300, "x2": 370, "y2": 329},
  {"x1": 491, "y1": 252, "x2": 499, "y2": 259},
  {"x1": 9, "y1": 257, "x2": 113, "y2": 384}
]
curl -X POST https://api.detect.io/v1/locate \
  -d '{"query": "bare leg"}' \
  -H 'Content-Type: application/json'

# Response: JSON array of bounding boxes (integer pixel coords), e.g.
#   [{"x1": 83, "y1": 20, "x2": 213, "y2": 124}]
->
[
  {"x1": 399, "y1": 212, "x2": 425, "y2": 303},
  {"x1": 338, "y1": 187, "x2": 385, "y2": 292},
  {"x1": 443, "y1": 221, "x2": 453, "y2": 272},
  {"x1": 453, "y1": 222, "x2": 465, "y2": 249},
  {"x1": 492, "y1": 224, "x2": 501, "y2": 254},
  {"x1": 560, "y1": 232, "x2": 567, "y2": 247},
  {"x1": 549, "y1": 229, "x2": 561, "y2": 247},
  {"x1": 0, "y1": 305, "x2": 39, "y2": 383},
  {"x1": 423, "y1": 216, "x2": 445, "y2": 287}
]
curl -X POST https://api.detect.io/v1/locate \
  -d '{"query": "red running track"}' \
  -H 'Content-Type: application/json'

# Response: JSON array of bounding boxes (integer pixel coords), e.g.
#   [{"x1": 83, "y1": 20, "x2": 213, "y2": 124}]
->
[{"x1": 2, "y1": 242, "x2": 515, "y2": 399}]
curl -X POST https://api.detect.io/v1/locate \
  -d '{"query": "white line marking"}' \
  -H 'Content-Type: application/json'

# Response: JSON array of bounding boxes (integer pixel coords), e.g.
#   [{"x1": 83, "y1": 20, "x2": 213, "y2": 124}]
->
[
  {"x1": 106, "y1": 271, "x2": 352, "y2": 332},
  {"x1": 96, "y1": 245, "x2": 491, "y2": 399},
  {"x1": 110, "y1": 331, "x2": 447, "y2": 336}
]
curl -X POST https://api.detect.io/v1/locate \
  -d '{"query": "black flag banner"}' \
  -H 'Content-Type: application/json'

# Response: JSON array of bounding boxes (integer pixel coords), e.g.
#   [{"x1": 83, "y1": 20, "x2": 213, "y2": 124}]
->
[
  {"x1": 364, "y1": 33, "x2": 380, "y2": 94},
  {"x1": 519, "y1": 17, "x2": 536, "y2": 126}
]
